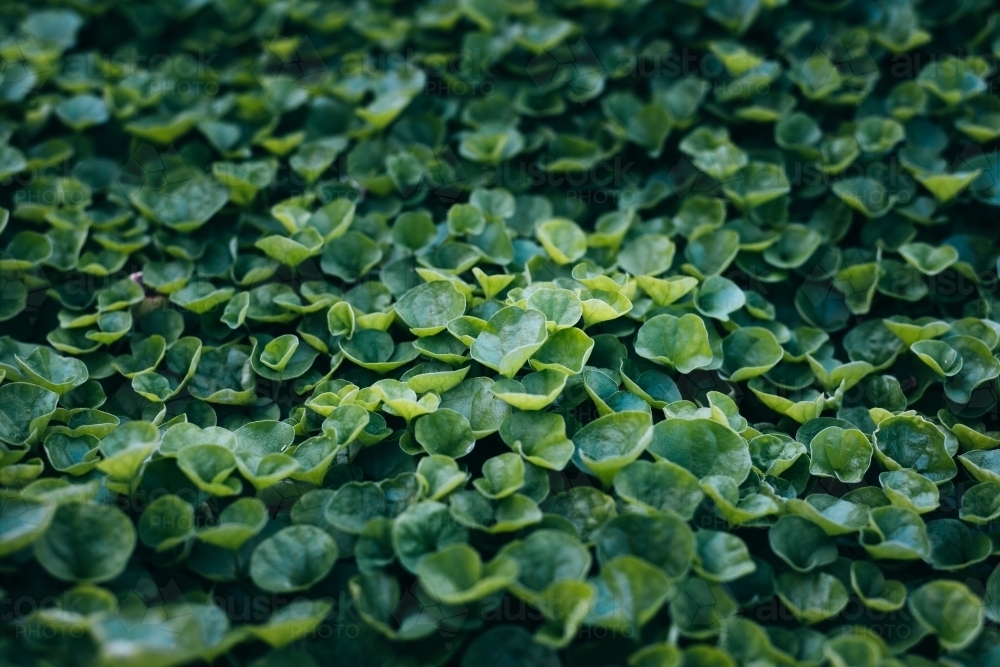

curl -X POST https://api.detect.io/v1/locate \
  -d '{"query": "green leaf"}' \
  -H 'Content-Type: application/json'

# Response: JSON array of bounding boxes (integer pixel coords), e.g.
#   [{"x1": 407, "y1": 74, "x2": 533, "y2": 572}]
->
[
  {"x1": 635, "y1": 314, "x2": 713, "y2": 373},
  {"x1": 636, "y1": 275, "x2": 699, "y2": 307},
  {"x1": 130, "y1": 177, "x2": 229, "y2": 232},
  {"x1": 748, "y1": 433, "x2": 805, "y2": 476},
  {"x1": 0, "y1": 383, "x2": 58, "y2": 447},
  {"x1": 97, "y1": 421, "x2": 159, "y2": 482},
  {"x1": 649, "y1": 418, "x2": 751, "y2": 484},
  {"x1": 536, "y1": 219, "x2": 587, "y2": 265},
  {"x1": 669, "y1": 577, "x2": 738, "y2": 638},
  {"x1": 34, "y1": 501, "x2": 136, "y2": 583},
  {"x1": 255, "y1": 228, "x2": 324, "y2": 267},
  {"x1": 248, "y1": 600, "x2": 333, "y2": 649},
  {"x1": 55, "y1": 94, "x2": 109, "y2": 131},
  {"x1": 392, "y1": 211, "x2": 437, "y2": 252},
  {"x1": 721, "y1": 327, "x2": 782, "y2": 382},
  {"x1": 699, "y1": 475, "x2": 780, "y2": 527},
  {"x1": 943, "y1": 335, "x2": 1000, "y2": 404},
  {"x1": 447, "y1": 203, "x2": 486, "y2": 236},
  {"x1": 768, "y1": 516, "x2": 838, "y2": 572},
  {"x1": 925, "y1": 518, "x2": 991, "y2": 571},
  {"x1": 832, "y1": 177, "x2": 895, "y2": 218},
  {"x1": 571, "y1": 405, "x2": 651, "y2": 477},
  {"x1": 471, "y1": 306, "x2": 548, "y2": 378},
  {"x1": 809, "y1": 427, "x2": 873, "y2": 483},
  {"x1": 417, "y1": 455, "x2": 470, "y2": 501},
  {"x1": 473, "y1": 453, "x2": 525, "y2": 499},
  {"x1": 439, "y1": 377, "x2": 510, "y2": 438},
  {"x1": 340, "y1": 330, "x2": 418, "y2": 374},
  {"x1": 908, "y1": 580, "x2": 984, "y2": 650},
  {"x1": 784, "y1": 494, "x2": 872, "y2": 536},
  {"x1": 491, "y1": 370, "x2": 568, "y2": 410},
  {"x1": 723, "y1": 163, "x2": 790, "y2": 209},
  {"x1": 461, "y1": 626, "x2": 560, "y2": 667},
  {"x1": 595, "y1": 512, "x2": 693, "y2": 580},
  {"x1": 614, "y1": 459, "x2": 704, "y2": 520},
  {"x1": 911, "y1": 339, "x2": 963, "y2": 376},
  {"x1": 850, "y1": 560, "x2": 906, "y2": 612},
  {"x1": 170, "y1": 281, "x2": 235, "y2": 314},
  {"x1": 138, "y1": 495, "x2": 195, "y2": 551},
  {"x1": 959, "y1": 482, "x2": 1000, "y2": 524},
  {"x1": 392, "y1": 500, "x2": 469, "y2": 572},
  {"x1": 860, "y1": 506, "x2": 930, "y2": 560},
  {"x1": 44, "y1": 433, "x2": 101, "y2": 476},
  {"x1": 417, "y1": 543, "x2": 517, "y2": 604},
  {"x1": 695, "y1": 530, "x2": 756, "y2": 582},
  {"x1": 775, "y1": 571, "x2": 848, "y2": 624},
  {"x1": 899, "y1": 242, "x2": 959, "y2": 275},
  {"x1": 585, "y1": 555, "x2": 674, "y2": 631},
  {"x1": 526, "y1": 288, "x2": 583, "y2": 331},
  {"x1": 529, "y1": 327, "x2": 593, "y2": 375},
  {"x1": 695, "y1": 276, "x2": 746, "y2": 322},
  {"x1": 500, "y1": 410, "x2": 574, "y2": 471},
  {"x1": 290, "y1": 138, "x2": 347, "y2": 184},
  {"x1": 320, "y1": 231, "x2": 383, "y2": 281},
  {"x1": 15, "y1": 347, "x2": 88, "y2": 394},
  {"x1": 917, "y1": 57, "x2": 987, "y2": 105},
  {"x1": 232, "y1": 420, "x2": 297, "y2": 491},
  {"x1": 873, "y1": 414, "x2": 957, "y2": 483},
  {"x1": 579, "y1": 289, "x2": 633, "y2": 328},
  {"x1": 763, "y1": 224, "x2": 823, "y2": 269},
  {"x1": 415, "y1": 408, "x2": 475, "y2": 458},
  {"x1": 2, "y1": 231, "x2": 53, "y2": 270},
  {"x1": 250, "y1": 525, "x2": 338, "y2": 593},
  {"x1": 394, "y1": 281, "x2": 466, "y2": 336},
  {"x1": 854, "y1": 117, "x2": 905, "y2": 154},
  {"x1": 212, "y1": 159, "x2": 277, "y2": 206},
  {"x1": 775, "y1": 112, "x2": 821, "y2": 154},
  {"x1": 401, "y1": 361, "x2": 469, "y2": 395},
  {"x1": 0, "y1": 496, "x2": 55, "y2": 557},
  {"x1": 449, "y1": 491, "x2": 542, "y2": 534},
  {"x1": 880, "y1": 470, "x2": 939, "y2": 514},
  {"x1": 188, "y1": 346, "x2": 257, "y2": 404},
  {"x1": 617, "y1": 235, "x2": 675, "y2": 276},
  {"x1": 498, "y1": 529, "x2": 591, "y2": 604},
  {"x1": 684, "y1": 229, "x2": 740, "y2": 276},
  {"x1": 197, "y1": 497, "x2": 268, "y2": 550},
  {"x1": 626, "y1": 104, "x2": 672, "y2": 157}
]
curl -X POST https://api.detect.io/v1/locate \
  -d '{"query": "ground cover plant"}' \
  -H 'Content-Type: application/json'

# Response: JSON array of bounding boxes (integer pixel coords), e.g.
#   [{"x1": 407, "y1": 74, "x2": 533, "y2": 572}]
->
[{"x1": 1, "y1": 0, "x2": 1000, "y2": 665}]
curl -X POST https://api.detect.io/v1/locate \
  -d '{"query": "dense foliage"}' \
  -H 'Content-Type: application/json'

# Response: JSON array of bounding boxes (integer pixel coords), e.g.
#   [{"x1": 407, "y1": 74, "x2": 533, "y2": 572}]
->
[{"x1": 1, "y1": 0, "x2": 1000, "y2": 665}]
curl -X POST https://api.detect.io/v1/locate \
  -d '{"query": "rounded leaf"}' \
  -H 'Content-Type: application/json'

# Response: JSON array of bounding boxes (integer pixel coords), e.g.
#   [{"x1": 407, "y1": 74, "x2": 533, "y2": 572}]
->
[
  {"x1": 908, "y1": 580, "x2": 984, "y2": 651},
  {"x1": 768, "y1": 516, "x2": 838, "y2": 572},
  {"x1": 649, "y1": 418, "x2": 750, "y2": 484},
  {"x1": 634, "y1": 314, "x2": 713, "y2": 373},
  {"x1": 34, "y1": 501, "x2": 136, "y2": 583},
  {"x1": 415, "y1": 409, "x2": 476, "y2": 458},
  {"x1": 394, "y1": 281, "x2": 466, "y2": 336},
  {"x1": 809, "y1": 427, "x2": 873, "y2": 483},
  {"x1": 721, "y1": 327, "x2": 783, "y2": 382},
  {"x1": 250, "y1": 525, "x2": 338, "y2": 593},
  {"x1": 573, "y1": 411, "x2": 653, "y2": 486},
  {"x1": 536, "y1": 218, "x2": 586, "y2": 265}
]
